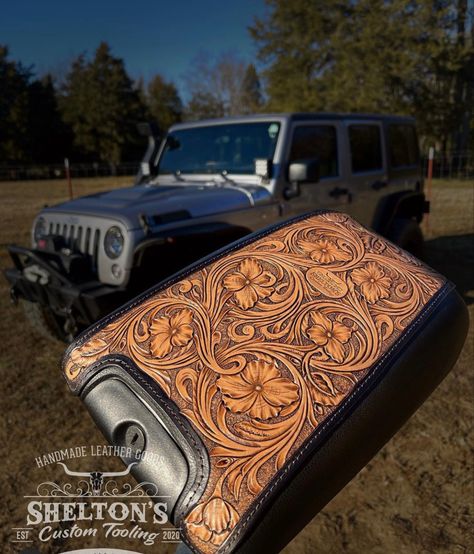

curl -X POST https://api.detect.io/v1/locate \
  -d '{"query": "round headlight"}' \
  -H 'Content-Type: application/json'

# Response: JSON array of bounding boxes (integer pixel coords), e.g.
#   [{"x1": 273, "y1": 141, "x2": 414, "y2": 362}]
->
[
  {"x1": 104, "y1": 226, "x2": 124, "y2": 259},
  {"x1": 34, "y1": 217, "x2": 47, "y2": 242}
]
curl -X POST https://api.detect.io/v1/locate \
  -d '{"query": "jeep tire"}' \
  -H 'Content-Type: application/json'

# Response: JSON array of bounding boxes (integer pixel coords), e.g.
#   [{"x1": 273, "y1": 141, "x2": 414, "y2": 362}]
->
[{"x1": 21, "y1": 300, "x2": 68, "y2": 342}]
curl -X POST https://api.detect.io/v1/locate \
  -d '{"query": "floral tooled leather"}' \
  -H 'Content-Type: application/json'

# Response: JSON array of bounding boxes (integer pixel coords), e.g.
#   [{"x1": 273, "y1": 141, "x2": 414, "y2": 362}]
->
[{"x1": 64, "y1": 212, "x2": 445, "y2": 553}]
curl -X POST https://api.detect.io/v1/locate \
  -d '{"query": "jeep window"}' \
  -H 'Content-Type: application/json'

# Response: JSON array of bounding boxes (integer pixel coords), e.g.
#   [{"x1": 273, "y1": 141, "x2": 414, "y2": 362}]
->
[
  {"x1": 349, "y1": 125, "x2": 383, "y2": 173},
  {"x1": 289, "y1": 125, "x2": 338, "y2": 178},
  {"x1": 157, "y1": 122, "x2": 281, "y2": 175},
  {"x1": 388, "y1": 124, "x2": 420, "y2": 167}
]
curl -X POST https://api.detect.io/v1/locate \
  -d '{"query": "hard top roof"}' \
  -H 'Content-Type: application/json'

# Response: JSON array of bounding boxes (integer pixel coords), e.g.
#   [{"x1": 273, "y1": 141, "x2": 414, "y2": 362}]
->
[{"x1": 171, "y1": 112, "x2": 416, "y2": 130}]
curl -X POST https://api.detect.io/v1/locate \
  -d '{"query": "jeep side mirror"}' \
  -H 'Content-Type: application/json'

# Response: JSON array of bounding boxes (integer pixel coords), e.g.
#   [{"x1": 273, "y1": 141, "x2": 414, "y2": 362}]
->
[
  {"x1": 284, "y1": 159, "x2": 320, "y2": 199},
  {"x1": 284, "y1": 180, "x2": 301, "y2": 200},
  {"x1": 288, "y1": 158, "x2": 320, "y2": 184}
]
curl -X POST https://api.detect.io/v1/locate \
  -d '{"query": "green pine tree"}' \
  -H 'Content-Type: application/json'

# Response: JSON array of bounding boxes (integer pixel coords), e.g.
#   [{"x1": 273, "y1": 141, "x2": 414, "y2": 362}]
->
[
  {"x1": 60, "y1": 42, "x2": 147, "y2": 164},
  {"x1": 0, "y1": 46, "x2": 31, "y2": 163},
  {"x1": 146, "y1": 75, "x2": 183, "y2": 132},
  {"x1": 240, "y1": 64, "x2": 263, "y2": 114},
  {"x1": 27, "y1": 74, "x2": 73, "y2": 163}
]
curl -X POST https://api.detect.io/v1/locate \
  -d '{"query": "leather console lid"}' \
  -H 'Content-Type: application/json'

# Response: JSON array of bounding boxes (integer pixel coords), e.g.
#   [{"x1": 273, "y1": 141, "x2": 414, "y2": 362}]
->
[{"x1": 63, "y1": 211, "x2": 469, "y2": 553}]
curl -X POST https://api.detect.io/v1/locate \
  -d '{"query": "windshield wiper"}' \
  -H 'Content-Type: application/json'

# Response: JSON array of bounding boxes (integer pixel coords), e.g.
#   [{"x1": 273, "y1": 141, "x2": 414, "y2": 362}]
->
[
  {"x1": 218, "y1": 171, "x2": 237, "y2": 185},
  {"x1": 173, "y1": 171, "x2": 185, "y2": 182}
]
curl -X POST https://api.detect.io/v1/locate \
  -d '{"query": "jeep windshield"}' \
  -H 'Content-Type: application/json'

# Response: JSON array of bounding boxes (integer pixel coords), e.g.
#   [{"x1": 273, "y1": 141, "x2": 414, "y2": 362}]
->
[{"x1": 157, "y1": 121, "x2": 281, "y2": 176}]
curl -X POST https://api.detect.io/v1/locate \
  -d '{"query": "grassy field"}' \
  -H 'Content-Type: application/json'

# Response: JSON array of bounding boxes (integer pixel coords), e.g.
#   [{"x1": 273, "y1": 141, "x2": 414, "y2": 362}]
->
[{"x1": 0, "y1": 177, "x2": 472, "y2": 553}]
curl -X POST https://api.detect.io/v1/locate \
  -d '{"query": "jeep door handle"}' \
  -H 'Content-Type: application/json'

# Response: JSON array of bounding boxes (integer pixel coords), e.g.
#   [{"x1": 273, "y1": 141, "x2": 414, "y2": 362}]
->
[
  {"x1": 329, "y1": 186, "x2": 350, "y2": 198},
  {"x1": 371, "y1": 180, "x2": 388, "y2": 190}
]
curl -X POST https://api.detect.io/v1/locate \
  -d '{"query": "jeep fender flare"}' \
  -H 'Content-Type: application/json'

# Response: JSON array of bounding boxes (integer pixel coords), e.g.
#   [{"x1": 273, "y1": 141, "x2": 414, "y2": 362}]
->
[{"x1": 371, "y1": 190, "x2": 428, "y2": 236}]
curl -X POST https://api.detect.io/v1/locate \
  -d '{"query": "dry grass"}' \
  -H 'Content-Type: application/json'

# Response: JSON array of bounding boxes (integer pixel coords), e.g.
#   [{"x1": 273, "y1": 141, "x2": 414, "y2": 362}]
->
[{"x1": 0, "y1": 177, "x2": 472, "y2": 553}]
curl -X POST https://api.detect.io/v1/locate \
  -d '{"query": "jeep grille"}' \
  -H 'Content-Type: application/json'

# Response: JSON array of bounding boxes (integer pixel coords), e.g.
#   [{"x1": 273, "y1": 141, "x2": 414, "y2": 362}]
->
[{"x1": 47, "y1": 221, "x2": 101, "y2": 268}]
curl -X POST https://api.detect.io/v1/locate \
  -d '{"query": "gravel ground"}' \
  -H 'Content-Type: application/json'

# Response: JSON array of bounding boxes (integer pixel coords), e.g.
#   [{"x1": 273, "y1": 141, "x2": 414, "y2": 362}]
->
[{"x1": 0, "y1": 178, "x2": 472, "y2": 554}]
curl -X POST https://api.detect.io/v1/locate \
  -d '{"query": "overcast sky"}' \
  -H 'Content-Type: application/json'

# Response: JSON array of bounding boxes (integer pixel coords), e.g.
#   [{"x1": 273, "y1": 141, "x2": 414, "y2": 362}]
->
[{"x1": 1, "y1": 0, "x2": 266, "y2": 91}]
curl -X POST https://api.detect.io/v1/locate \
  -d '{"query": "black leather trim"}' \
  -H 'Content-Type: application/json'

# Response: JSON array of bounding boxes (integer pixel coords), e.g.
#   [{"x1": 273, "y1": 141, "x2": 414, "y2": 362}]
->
[
  {"x1": 221, "y1": 287, "x2": 469, "y2": 553},
  {"x1": 79, "y1": 356, "x2": 210, "y2": 526}
]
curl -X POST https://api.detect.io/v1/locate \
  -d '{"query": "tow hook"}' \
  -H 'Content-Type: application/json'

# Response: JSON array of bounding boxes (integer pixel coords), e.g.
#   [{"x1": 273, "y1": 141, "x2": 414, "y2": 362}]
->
[{"x1": 9, "y1": 287, "x2": 18, "y2": 305}]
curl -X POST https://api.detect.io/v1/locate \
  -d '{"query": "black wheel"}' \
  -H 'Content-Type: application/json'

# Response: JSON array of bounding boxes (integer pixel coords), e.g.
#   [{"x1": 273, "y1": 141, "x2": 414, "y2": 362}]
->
[
  {"x1": 387, "y1": 218, "x2": 424, "y2": 258},
  {"x1": 21, "y1": 300, "x2": 69, "y2": 342}
]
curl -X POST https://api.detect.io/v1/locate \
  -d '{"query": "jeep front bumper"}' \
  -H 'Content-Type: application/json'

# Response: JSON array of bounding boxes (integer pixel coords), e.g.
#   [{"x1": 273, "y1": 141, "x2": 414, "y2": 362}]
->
[{"x1": 5, "y1": 245, "x2": 130, "y2": 328}]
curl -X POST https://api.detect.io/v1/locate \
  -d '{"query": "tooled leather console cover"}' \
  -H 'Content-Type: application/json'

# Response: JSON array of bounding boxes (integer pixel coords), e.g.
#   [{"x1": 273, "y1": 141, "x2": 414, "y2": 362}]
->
[{"x1": 63, "y1": 212, "x2": 446, "y2": 553}]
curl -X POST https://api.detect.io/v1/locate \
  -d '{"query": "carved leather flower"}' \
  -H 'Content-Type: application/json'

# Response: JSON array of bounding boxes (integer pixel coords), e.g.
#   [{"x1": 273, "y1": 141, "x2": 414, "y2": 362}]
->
[
  {"x1": 306, "y1": 311, "x2": 352, "y2": 363},
  {"x1": 352, "y1": 262, "x2": 391, "y2": 304},
  {"x1": 223, "y1": 258, "x2": 276, "y2": 310},
  {"x1": 217, "y1": 359, "x2": 299, "y2": 420},
  {"x1": 300, "y1": 238, "x2": 349, "y2": 264},
  {"x1": 149, "y1": 308, "x2": 193, "y2": 358},
  {"x1": 187, "y1": 496, "x2": 239, "y2": 546}
]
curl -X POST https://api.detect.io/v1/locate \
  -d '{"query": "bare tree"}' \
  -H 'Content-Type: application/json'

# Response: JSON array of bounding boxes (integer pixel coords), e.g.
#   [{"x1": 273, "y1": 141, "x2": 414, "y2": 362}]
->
[{"x1": 184, "y1": 52, "x2": 249, "y2": 119}]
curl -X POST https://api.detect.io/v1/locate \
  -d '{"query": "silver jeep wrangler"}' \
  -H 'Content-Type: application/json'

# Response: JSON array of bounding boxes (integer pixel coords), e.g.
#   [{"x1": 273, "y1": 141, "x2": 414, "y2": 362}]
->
[{"x1": 5, "y1": 113, "x2": 428, "y2": 340}]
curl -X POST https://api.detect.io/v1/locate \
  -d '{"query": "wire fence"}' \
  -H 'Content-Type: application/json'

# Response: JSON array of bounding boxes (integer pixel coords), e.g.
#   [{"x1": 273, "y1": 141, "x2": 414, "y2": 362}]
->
[
  {"x1": 0, "y1": 162, "x2": 139, "y2": 181},
  {"x1": 421, "y1": 150, "x2": 474, "y2": 180},
  {"x1": 0, "y1": 151, "x2": 473, "y2": 181}
]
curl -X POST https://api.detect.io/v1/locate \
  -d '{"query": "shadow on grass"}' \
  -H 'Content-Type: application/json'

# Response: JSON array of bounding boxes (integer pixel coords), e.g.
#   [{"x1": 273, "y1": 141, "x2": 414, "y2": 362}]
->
[{"x1": 425, "y1": 233, "x2": 474, "y2": 305}]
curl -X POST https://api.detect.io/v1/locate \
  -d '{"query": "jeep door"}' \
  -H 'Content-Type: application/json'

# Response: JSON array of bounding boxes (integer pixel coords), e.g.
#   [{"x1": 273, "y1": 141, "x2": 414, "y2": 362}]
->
[
  {"x1": 385, "y1": 121, "x2": 422, "y2": 192},
  {"x1": 340, "y1": 120, "x2": 388, "y2": 226},
  {"x1": 281, "y1": 120, "x2": 354, "y2": 218}
]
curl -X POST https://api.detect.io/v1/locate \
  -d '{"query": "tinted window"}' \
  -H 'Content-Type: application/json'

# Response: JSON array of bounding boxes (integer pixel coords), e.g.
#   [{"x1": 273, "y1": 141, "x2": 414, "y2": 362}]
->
[
  {"x1": 389, "y1": 124, "x2": 419, "y2": 167},
  {"x1": 158, "y1": 122, "x2": 281, "y2": 175},
  {"x1": 349, "y1": 125, "x2": 382, "y2": 173},
  {"x1": 290, "y1": 125, "x2": 338, "y2": 178}
]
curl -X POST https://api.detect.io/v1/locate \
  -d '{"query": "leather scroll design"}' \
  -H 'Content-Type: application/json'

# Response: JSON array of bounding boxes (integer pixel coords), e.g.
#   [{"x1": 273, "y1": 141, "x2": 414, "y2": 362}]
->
[{"x1": 64, "y1": 213, "x2": 444, "y2": 553}]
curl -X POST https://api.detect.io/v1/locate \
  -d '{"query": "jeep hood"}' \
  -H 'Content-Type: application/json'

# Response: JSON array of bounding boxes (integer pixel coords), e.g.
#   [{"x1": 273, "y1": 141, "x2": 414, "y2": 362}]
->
[{"x1": 44, "y1": 182, "x2": 270, "y2": 229}]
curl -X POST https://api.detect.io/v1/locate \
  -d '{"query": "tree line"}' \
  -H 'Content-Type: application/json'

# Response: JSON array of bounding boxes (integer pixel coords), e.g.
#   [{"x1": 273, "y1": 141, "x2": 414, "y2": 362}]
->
[
  {"x1": 1, "y1": 0, "x2": 472, "y2": 166},
  {"x1": 0, "y1": 43, "x2": 263, "y2": 166},
  {"x1": 251, "y1": 0, "x2": 473, "y2": 153}
]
